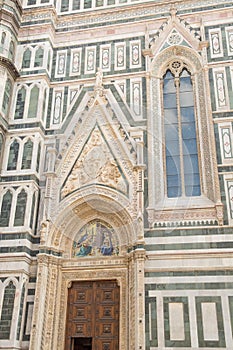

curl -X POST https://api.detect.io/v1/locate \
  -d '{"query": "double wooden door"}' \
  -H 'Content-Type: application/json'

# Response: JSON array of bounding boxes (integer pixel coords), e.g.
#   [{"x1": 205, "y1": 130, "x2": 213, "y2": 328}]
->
[{"x1": 65, "y1": 280, "x2": 119, "y2": 350}]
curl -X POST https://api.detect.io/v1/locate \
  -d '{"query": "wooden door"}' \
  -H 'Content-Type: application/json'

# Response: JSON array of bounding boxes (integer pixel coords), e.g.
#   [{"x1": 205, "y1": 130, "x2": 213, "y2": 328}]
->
[{"x1": 65, "y1": 280, "x2": 119, "y2": 350}]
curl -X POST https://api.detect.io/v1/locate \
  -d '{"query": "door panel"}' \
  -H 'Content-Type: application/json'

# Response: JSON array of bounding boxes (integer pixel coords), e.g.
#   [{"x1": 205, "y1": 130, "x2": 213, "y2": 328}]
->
[{"x1": 65, "y1": 280, "x2": 119, "y2": 350}]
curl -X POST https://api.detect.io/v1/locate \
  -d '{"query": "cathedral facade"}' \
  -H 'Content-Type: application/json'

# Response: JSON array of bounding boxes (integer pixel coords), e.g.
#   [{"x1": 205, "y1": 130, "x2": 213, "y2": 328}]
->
[{"x1": 0, "y1": 0, "x2": 233, "y2": 349}]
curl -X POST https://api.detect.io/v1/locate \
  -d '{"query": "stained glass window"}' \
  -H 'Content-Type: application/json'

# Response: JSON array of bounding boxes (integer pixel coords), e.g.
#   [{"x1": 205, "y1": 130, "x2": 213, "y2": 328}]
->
[{"x1": 163, "y1": 67, "x2": 201, "y2": 198}]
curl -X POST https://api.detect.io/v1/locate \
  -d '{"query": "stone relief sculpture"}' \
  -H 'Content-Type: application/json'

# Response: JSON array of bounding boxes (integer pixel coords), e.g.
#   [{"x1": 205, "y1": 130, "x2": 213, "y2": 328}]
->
[
  {"x1": 72, "y1": 220, "x2": 119, "y2": 257},
  {"x1": 61, "y1": 127, "x2": 127, "y2": 197}
]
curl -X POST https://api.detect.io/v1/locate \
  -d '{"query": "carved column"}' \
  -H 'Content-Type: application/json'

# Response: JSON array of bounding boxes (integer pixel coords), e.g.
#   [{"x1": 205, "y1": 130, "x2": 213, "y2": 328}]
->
[
  {"x1": 43, "y1": 147, "x2": 57, "y2": 220},
  {"x1": 29, "y1": 254, "x2": 62, "y2": 350},
  {"x1": 128, "y1": 248, "x2": 146, "y2": 350}
]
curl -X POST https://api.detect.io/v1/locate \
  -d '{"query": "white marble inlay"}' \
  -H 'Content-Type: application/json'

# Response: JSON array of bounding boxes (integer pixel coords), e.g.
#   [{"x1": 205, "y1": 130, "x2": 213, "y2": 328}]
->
[
  {"x1": 201, "y1": 302, "x2": 219, "y2": 341},
  {"x1": 169, "y1": 302, "x2": 185, "y2": 341}
]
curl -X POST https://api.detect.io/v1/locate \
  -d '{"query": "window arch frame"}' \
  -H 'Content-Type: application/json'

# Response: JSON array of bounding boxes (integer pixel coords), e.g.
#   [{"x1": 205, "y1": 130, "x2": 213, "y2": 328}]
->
[
  {"x1": 162, "y1": 60, "x2": 201, "y2": 199},
  {"x1": 0, "y1": 184, "x2": 38, "y2": 231},
  {"x1": 147, "y1": 45, "x2": 223, "y2": 226}
]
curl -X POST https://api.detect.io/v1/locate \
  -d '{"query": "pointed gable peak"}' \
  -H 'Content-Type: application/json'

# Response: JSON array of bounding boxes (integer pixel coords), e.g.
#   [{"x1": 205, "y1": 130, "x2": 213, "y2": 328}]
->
[
  {"x1": 149, "y1": 6, "x2": 201, "y2": 54},
  {"x1": 61, "y1": 124, "x2": 128, "y2": 199}
]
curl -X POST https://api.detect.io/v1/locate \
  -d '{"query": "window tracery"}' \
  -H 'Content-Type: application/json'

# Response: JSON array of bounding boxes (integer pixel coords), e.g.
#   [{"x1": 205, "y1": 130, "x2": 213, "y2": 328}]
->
[{"x1": 163, "y1": 61, "x2": 201, "y2": 198}]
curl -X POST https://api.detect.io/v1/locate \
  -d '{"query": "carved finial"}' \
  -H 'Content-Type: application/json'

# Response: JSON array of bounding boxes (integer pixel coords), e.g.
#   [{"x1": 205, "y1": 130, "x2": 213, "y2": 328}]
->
[
  {"x1": 145, "y1": 24, "x2": 149, "y2": 49},
  {"x1": 40, "y1": 220, "x2": 50, "y2": 245},
  {"x1": 94, "y1": 67, "x2": 104, "y2": 96},
  {"x1": 170, "y1": 4, "x2": 177, "y2": 21}
]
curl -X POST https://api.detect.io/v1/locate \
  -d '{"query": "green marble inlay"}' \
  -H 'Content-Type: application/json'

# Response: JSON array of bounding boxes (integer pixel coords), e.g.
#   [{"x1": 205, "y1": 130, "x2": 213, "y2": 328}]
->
[
  {"x1": 228, "y1": 296, "x2": 233, "y2": 338},
  {"x1": 145, "y1": 282, "x2": 233, "y2": 290},
  {"x1": 145, "y1": 297, "x2": 157, "y2": 348},
  {"x1": 163, "y1": 296, "x2": 191, "y2": 347},
  {"x1": 196, "y1": 296, "x2": 225, "y2": 348}
]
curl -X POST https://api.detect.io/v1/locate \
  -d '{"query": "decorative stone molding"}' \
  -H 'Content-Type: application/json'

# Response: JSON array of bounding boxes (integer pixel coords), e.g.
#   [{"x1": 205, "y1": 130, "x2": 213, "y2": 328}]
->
[{"x1": 0, "y1": 56, "x2": 19, "y2": 80}]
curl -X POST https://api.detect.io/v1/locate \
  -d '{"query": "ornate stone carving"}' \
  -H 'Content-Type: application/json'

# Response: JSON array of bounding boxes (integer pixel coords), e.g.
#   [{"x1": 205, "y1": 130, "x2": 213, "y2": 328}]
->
[
  {"x1": 61, "y1": 127, "x2": 127, "y2": 198},
  {"x1": 39, "y1": 220, "x2": 50, "y2": 245}
]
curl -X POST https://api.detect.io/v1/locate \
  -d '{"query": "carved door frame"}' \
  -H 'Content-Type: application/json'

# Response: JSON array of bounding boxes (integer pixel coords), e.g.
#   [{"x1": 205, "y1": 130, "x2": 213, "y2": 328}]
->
[
  {"x1": 55, "y1": 262, "x2": 128, "y2": 350},
  {"x1": 29, "y1": 252, "x2": 145, "y2": 350}
]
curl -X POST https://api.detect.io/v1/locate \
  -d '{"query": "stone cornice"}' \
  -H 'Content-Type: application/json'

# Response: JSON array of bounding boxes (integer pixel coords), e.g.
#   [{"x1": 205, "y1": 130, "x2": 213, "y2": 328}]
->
[
  {"x1": 0, "y1": 55, "x2": 20, "y2": 80},
  {"x1": 20, "y1": 0, "x2": 233, "y2": 33}
]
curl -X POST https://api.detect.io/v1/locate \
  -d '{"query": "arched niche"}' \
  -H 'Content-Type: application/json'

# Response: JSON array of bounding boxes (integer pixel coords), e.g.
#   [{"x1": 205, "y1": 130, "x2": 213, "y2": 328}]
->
[{"x1": 46, "y1": 189, "x2": 136, "y2": 257}]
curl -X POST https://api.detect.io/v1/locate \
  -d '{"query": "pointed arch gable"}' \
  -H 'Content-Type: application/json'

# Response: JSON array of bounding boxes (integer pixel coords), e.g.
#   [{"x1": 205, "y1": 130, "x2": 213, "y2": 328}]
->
[
  {"x1": 60, "y1": 124, "x2": 129, "y2": 199},
  {"x1": 55, "y1": 98, "x2": 137, "y2": 203},
  {"x1": 149, "y1": 9, "x2": 201, "y2": 56}
]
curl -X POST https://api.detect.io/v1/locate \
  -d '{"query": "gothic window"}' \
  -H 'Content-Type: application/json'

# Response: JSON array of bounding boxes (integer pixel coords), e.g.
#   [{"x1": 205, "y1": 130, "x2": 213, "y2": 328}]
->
[
  {"x1": 34, "y1": 47, "x2": 44, "y2": 67},
  {"x1": 21, "y1": 139, "x2": 33, "y2": 169},
  {"x1": 22, "y1": 48, "x2": 32, "y2": 69},
  {"x1": 1, "y1": 31, "x2": 6, "y2": 45},
  {"x1": 7, "y1": 140, "x2": 19, "y2": 170},
  {"x1": 163, "y1": 64, "x2": 201, "y2": 198},
  {"x1": 0, "y1": 281, "x2": 16, "y2": 339},
  {"x1": 9, "y1": 41, "x2": 15, "y2": 61},
  {"x1": 2, "y1": 78, "x2": 12, "y2": 116},
  {"x1": 14, "y1": 189, "x2": 27, "y2": 226},
  {"x1": 14, "y1": 87, "x2": 26, "y2": 120},
  {"x1": 0, "y1": 190, "x2": 12, "y2": 227},
  {"x1": 149, "y1": 46, "x2": 223, "y2": 226},
  {"x1": 36, "y1": 142, "x2": 41, "y2": 172},
  {"x1": 28, "y1": 85, "x2": 39, "y2": 118}
]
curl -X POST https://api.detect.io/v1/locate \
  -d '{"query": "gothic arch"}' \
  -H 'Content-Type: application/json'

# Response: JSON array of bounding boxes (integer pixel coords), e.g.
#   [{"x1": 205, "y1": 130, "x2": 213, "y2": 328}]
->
[
  {"x1": 45, "y1": 188, "x2": 135, "y2": 256},
  {"x1": 147, "y1": 45, "x2": 223, "y2": 226},
  {"x1": 151, "y1": 45, "x2": 202, "y2": 77}
]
